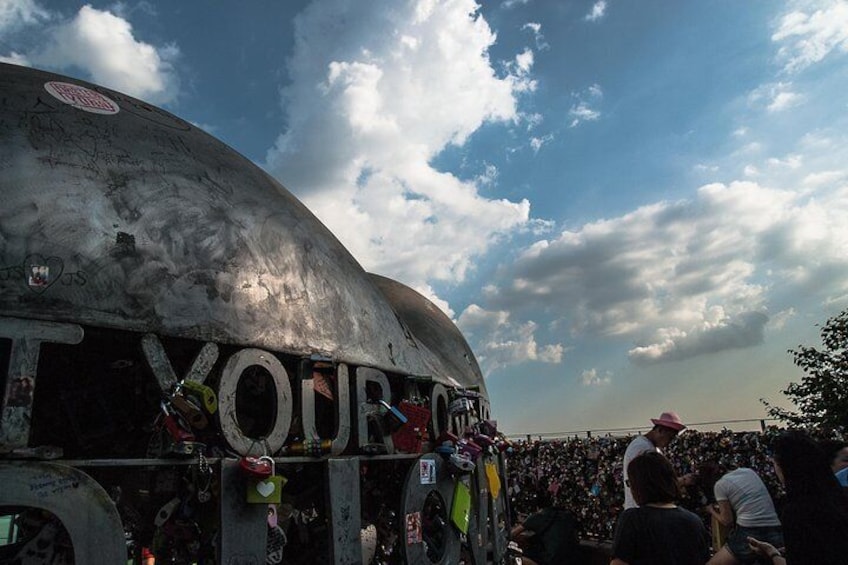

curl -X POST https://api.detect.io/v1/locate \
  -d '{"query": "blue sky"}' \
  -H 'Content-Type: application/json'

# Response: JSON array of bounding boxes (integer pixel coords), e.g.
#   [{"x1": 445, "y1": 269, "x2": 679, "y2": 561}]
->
[{"x1": 3, "y1": 0, "x2": 848, "y2": 435}]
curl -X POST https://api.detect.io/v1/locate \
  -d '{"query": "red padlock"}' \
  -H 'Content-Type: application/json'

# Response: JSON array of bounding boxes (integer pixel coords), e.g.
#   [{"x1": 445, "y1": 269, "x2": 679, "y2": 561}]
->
[{"x1": 239, "y1": 456, "x2": 273, "y2": 479}]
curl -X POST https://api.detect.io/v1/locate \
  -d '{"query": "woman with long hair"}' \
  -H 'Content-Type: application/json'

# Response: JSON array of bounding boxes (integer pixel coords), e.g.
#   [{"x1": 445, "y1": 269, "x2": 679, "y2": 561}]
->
[
  {"x1": 748, "y1": 430, "x2": 848, "y2": 564},
  {"x1": 611, "y1": 452, "x2": 710, "y2": 565}
]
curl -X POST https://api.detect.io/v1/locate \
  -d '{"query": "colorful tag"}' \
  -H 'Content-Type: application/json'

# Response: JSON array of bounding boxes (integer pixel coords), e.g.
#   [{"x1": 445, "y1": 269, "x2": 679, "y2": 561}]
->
[
  {"x1": 419, "y1": 459, "x2": 436, "y2": 485},
  {"x1": 406, "y1": 512, "x2": 422, "y2": 544}
]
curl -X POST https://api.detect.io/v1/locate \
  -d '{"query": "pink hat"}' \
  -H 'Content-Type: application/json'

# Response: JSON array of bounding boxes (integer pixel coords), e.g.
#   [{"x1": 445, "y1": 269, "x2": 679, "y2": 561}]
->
[{"x1": 651, "y1": 411, "x2": 686, "y2": 431}]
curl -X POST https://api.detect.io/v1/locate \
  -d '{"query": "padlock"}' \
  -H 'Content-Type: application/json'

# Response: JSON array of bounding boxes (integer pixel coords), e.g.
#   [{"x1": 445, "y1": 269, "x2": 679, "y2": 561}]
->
[
  {"x1": 170, "y1": 394, "x2": 208, "y2": 430},
  {"x1": 181, "y1": 380, "x2": 218, "y2": 414},
  {"x1": 484, "y1": 461, "x2": 502, "y2": 499},
  {"x1": 450, "y1": 479, "x2": 472, "y2": 534},
  {"x1": 378, "y1": 399, "x2": 408, "y2": 432},
  {"x1": 448, "y1": 397, "x2": 472, "y2": 417},
  {"x1": 160, "y1": 400, "x2": 196, "y2": 442},
  {"x1": 171, "y1": 440, "x2": 205, "y2": 456},
  {"x1": 457, "y1": 438, "x2": 482, "y2": 460},
  {"x1": 449, "y1": 452, "x2": 475, "y2": 474},
  {"x1": 240, "y1": 455, "x2": 273, "y2": 479},
  {"x1": 360, "y1": 443, "x2": 389, "y2": 456},
  {"x1": 478, "y1": 419, "x2": 498, "y2": 438},
  {"x1": 246, "y1": 456, "x2": 286, "y2": 504},
  {"x1": 281, "y1": 439, "x2": 332, "y2": 456},
  {"x1": 154, "y1": 496, "x2": 181, "y2": 527},
  {"x1": 434, "y1": 443, "x2": 456, "y2": 459}
]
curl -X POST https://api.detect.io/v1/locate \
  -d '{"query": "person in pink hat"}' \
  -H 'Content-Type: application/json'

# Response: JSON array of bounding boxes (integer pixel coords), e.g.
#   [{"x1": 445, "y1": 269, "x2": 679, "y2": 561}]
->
[{"x1": 622, "y1": 411, "x2": 689, "y2": 510}]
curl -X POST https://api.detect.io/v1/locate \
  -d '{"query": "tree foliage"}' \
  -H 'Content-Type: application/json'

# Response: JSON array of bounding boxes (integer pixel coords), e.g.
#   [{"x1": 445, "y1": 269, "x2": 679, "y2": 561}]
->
[{"x1": 762, "y1": 309, "x2": 848, "y2": 432}]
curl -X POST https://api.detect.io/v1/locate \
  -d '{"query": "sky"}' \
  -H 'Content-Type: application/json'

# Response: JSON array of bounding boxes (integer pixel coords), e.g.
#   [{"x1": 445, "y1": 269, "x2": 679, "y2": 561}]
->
[{"x1": 2, "y1": 0, "x2": 848, "y2": 436}]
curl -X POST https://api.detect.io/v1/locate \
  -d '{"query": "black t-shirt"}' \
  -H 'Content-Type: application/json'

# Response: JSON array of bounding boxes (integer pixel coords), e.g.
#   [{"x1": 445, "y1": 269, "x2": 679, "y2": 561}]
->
[
  {"x1": 522, "y1": 507, "x2": 580, "y2": 565},
  {"x1": 612, "y1": 505, "x2": 710, "y2": 565}
]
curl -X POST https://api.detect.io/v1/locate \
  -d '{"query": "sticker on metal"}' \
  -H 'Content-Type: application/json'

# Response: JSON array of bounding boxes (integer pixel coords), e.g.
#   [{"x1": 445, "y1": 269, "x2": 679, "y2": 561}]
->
[{"x1": 44, "y1": 81, "x2": 120, "y2": 115}]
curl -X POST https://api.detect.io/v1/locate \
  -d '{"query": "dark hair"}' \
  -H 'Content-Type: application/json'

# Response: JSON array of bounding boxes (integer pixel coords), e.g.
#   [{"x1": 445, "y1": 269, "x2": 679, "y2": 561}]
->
[
  {"x1": 534, "y1": 487, "x2": 552, "y2": 510},
  {"x1": 628, "y1": 452, "x2": 680, "y2": 505},
  {"x1": 697, "y1": 461, "x2": 723, "y2": 496},
  {"x1": 773, "y1": 431, "x2": 842, "y2": 498},
  {"x1": 819, "y1": 439, "x2": 848, "y2": 468}
]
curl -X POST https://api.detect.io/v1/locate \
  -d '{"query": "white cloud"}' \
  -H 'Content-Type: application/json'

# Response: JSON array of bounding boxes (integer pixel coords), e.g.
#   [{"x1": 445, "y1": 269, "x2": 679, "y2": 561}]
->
[
  {"x1": 628, "y1": 311, "x2": 768, "y2": 364},
  {"x1": 581, "y1": 368, "x2": 611, "y2": 386},
  {"x1": 457, "y1": 304, "x2": 563, "y2": 373},
  {"x1": 773, "y1": 0, "x2": 848, "y2": 73},
  {"x1": 0, "y1": 51, "x2": 29, "y2": 65},
  {"x1": 522, "y1": 21, "x2": 549, "y2": 51},
  {"x1": 530, "y1": 134, "x2": 553, "y2": 153},
  {"x1": 767, "y1": 154, "x2": 803, "y2": 169},
  {"x1": 502, "y1": 0, "x2": 530, "y2": 8},
  {"x1": 0, "y1": 0, "x2": 48, "y2": 33},
  {"x1": 585, "y1": 1, "x2": 607, "y2": 22},
  {"x1": 484, "y1": 177, "x2": 848, "y2": 365},
  {"x1": 766, "y1": 307, "x2": 796, "y2": 330},
  {"x1": 748, "y1": 82, "x2": 802, "y2": 113},
  {"x1": 265, "y1": 0, "x2": 532, "y2": 292},
  {"x1": 694, "y1": 163, "x2": 719, "y2": 173},
  {"x1": 568, "y1": 84, "x2": 603, "y2": 127},
  {"x1": 12, "y1": 5, "x2": 179, "y2": 104}
]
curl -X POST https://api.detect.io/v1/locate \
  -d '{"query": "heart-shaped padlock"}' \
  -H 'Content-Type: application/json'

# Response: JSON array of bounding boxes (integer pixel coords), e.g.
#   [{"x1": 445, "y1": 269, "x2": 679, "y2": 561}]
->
[
  {"x1": 240, "y1": 455, "x2": 273, "y2": 479},
  {"x1": 246, "y1": 456, "x2": 286, "y2": 504}
]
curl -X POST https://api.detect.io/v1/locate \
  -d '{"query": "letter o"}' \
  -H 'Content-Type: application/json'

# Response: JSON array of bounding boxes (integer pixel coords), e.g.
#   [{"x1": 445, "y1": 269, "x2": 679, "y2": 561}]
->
[{"x1": 217, "y1": 348, "x2": 292, "y2": 455}]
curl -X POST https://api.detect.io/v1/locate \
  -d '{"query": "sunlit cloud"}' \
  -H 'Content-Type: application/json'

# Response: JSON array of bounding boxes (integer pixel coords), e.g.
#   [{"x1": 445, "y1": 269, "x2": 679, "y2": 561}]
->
[
  {"x1": 457, "y1": 304, "x2": 563, "y2": 373},
  {"x1": 266, "y1": 0, "x2": 533, "y2": 294},
  {"x1": 4, "y1": 4, "x2": 179, "y2": 104},
  {"x1": 483, "y1": 177, "x2": 848, "y2": 365}
]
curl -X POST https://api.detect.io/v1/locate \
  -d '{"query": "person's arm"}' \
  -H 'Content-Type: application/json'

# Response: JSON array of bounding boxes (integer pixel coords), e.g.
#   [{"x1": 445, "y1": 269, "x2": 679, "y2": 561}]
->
[
  {"x1": 610, "y1": 559, "x2": 629, "y2": 565},
  {"x1": 748, "y1": 537, "x2": 785, "y2": 565},
  {"x1": 706, "y1": 500, "x2": 734, "y2": 527}
]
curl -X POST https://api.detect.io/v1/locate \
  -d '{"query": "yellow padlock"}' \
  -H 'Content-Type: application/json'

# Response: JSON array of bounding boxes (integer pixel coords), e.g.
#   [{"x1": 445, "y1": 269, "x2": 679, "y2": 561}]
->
[
  {"x1": 485, "y1": 461, "x2": 501, "y2": 500},
  {"x1": 246, "y1": 456, "x2": 286, "y2": 504}
]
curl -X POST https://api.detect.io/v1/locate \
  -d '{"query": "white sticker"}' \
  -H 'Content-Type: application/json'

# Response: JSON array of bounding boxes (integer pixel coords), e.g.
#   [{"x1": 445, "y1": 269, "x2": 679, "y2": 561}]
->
[
  {"x1": 44, "y1": 81, "x2": 120, "y2": 115},
  {"x1": 419, "y1": 459, "x2": 436, "y2": 485}
]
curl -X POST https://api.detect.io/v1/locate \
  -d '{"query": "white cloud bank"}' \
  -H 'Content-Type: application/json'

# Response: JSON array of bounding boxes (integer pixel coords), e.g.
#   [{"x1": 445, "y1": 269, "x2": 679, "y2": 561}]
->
[
  {"x1": 484, "y1": 178, "x2": 848, "y2": 365},
  {"x1": 0, "y1": 3, "x2": 178, "y2": 104},
  {"x1": 266, "y1": 0, "x2": 533, "y2": 289}
]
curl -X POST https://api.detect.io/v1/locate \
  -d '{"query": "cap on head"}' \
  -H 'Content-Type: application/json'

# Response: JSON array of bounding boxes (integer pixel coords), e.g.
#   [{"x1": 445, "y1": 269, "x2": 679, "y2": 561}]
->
[{"x1": 651, "y1": 411, "x2": 686, "y2": 431}]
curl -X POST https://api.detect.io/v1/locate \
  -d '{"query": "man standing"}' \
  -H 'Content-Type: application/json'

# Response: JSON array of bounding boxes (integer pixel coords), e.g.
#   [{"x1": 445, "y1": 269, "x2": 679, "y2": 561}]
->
[{"x1": 622, "y1": 411, "x2": 686, "y2": 509}]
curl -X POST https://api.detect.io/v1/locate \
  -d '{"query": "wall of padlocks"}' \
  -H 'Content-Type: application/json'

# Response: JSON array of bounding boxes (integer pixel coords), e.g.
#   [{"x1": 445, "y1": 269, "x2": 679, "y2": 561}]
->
[{"x1": 0, "y1": 318, "x2": 512, "y2": 564}]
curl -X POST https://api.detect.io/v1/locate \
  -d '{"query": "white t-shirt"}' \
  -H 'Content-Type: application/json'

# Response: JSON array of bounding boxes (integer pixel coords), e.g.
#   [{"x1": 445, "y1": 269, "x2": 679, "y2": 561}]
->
[
  {"x1": 622, "y1": 435, "x2": 659, "y2": 509},
  {"x1": 714, "y1": 468, "x2": 780, "y2": 528}
]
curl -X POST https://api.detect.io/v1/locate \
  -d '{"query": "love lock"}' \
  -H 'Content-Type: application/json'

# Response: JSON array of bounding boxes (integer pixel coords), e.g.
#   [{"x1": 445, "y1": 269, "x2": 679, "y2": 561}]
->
[
  {"x1": 240, "y1": 454, "x2": 273, "y2": 479},
  {"x1": 246, "y1": 456, "x2": 286, "y2": 504}
]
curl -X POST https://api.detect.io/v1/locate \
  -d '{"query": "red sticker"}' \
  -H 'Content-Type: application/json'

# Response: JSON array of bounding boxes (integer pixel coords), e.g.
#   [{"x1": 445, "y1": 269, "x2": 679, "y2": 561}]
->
[
  {"x1": 405, "y1": 512, "x2": 422, "y2": 545},
  {"x1": 44, "y1": 81, "x2": 120, "y2": 115}
]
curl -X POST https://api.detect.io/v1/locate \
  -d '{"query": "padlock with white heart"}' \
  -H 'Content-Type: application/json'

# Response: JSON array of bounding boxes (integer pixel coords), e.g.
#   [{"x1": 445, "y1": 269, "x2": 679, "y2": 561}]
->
[{"x1": 246, "y1": 456, "x2": 286, "y2": 504}]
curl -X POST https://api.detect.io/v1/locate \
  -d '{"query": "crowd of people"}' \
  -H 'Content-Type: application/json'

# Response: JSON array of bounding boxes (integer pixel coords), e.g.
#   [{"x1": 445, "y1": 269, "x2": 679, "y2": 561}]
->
[
  {"x1": 508, "y1": 427, "x2": 780, "y2": 540},
  {"x1": 506, "y1": 413, "x2": 848, "y2": 564}
]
